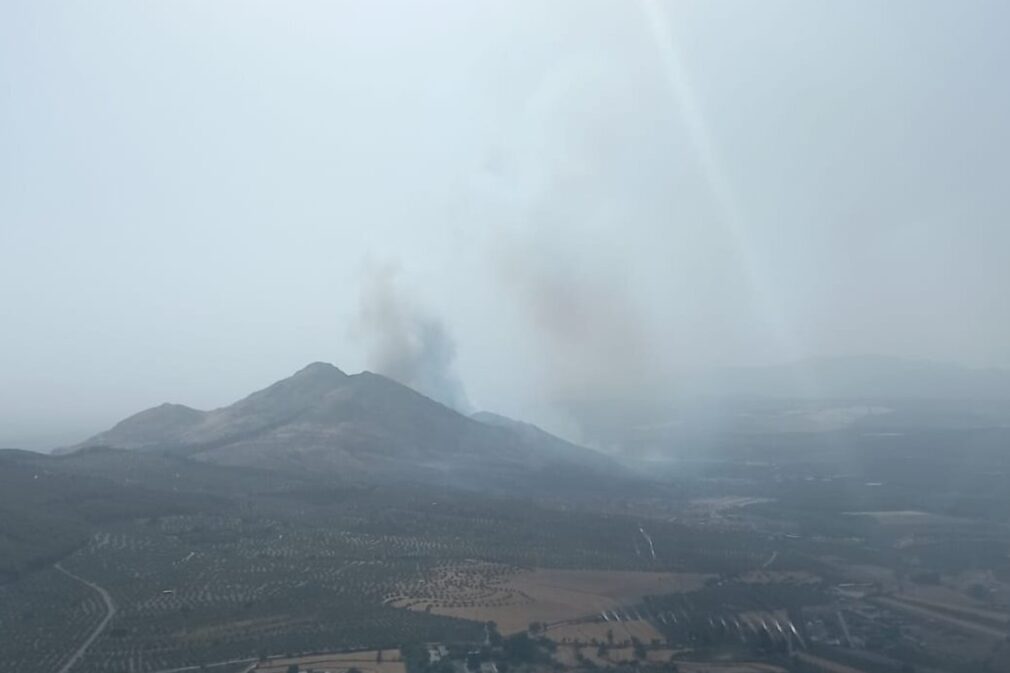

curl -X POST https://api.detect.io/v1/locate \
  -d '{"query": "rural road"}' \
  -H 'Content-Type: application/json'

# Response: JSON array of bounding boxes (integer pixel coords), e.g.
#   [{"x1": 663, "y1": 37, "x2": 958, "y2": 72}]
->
[{"x1": 55, "y1": 563, "x2": 117, "y2": 673}]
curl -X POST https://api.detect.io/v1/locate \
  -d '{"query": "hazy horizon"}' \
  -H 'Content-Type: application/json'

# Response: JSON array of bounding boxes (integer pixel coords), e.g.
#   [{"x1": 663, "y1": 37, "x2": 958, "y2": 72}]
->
[
  {"x1": 3, "y1": 1, "x2": 1009, "y2": 449},
  {"x1": 6, "y1": 352, "x2": 1009, "y2": 453}
]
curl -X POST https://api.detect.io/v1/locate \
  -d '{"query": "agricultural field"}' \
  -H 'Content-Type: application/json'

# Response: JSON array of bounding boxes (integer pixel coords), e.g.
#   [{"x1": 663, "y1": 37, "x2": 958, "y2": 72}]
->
[
  {"x1": 5, "y1": 426, "x2": 1010, "y2": 673},
  {"x1": 0, "y1": 565, "x2": 106, "y2": 673},
  {"x1": 547, "y1": 620, "x2": 665, "y2": 647},
  {"x1": 672, "y1": 664, "x2": 787, "y2": 673},
  {"x1": 0, "y1": 475, "x2": 778, "y2": 673},
  {"x1": 44, "y1": 517, "x2": 485, "y2": 673},
  {"x1": 392, "y1": 563, "x2": 707, "y2": 634},
  {"x1": 254, "y1": 649, "x2": 405, "y2": 673}
]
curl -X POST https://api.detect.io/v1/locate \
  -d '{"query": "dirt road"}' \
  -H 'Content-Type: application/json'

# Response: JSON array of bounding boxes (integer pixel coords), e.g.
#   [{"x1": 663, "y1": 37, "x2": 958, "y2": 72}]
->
[{"x1": 55, "y1": 563, "x2": 117, "y2": 673}]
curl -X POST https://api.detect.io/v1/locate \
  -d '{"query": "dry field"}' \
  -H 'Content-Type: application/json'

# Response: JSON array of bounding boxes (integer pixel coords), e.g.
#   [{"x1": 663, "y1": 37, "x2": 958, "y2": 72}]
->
[
  {"x1": 688, "y1": 497, "x2": 774, "y2": 512},
  {"x1": 547, "y1": 620, "x2": 663, "y2": 645},
  {"x1": 737, "y1": 569, "x2": 819, "y2": 585},
  {"x1": 255, "y1": 649, "x2": 405, "y2": 673},
  {"x1": 673, "y1": 662, "x2": 786, "y2": 673},
  {"x1": 793, "y1": 653, "x2": 868, "y2": 673},
  {"x1": 390, "y1": 562, "x2": 709, "y2": 634}
]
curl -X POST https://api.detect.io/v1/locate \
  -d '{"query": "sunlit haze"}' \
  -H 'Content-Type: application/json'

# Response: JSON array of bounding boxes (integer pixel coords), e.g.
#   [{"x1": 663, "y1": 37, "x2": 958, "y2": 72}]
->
[{"x1": 3, "y1": 1, "x2": 1009, "y2": 448}]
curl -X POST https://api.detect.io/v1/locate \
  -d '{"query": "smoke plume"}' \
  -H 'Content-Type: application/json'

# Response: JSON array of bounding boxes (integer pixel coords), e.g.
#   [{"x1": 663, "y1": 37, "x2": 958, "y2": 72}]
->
[
  {"x1": 477, "y1": 55, "x2": 679, "y2": 441},
  {"x1": 354, "y1": 262, "x2": 470, "y2": 412},
  {"x1": 495, "y1": 231, "x2": 672, "y2": 444}
]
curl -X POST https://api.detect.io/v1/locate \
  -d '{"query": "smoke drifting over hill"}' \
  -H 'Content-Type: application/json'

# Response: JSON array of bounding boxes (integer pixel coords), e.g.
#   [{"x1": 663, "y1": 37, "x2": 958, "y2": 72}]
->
[
  {"x1": 354, "y1": 263, "x2": 470, "y2": 412},
  {"x1": 478, "y1": 53, "x2": 677, "y2": 436},
  {"x1": 496, "y1": 233, "x2": 668, "y2": 436}
]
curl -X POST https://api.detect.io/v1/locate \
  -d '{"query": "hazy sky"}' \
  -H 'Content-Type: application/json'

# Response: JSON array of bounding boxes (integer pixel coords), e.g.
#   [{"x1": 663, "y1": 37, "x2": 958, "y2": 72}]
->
[{"x1": 2, "y1": 1, "x2": 1009, "y2": 448}]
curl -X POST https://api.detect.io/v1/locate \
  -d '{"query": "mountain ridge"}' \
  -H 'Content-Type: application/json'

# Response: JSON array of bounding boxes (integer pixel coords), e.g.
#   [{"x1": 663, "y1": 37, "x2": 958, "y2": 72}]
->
[{"x1": 63, "y1": 362, "x2": 622, "y2": 492}]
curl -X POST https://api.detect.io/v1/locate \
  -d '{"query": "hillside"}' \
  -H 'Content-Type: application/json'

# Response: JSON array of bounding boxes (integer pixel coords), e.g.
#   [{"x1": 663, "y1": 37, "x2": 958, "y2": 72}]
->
[
  {"x1": 67, "y1": 363, "x2": 622, "y2": 492},
  {"x1": 0, "y1": 448, "x2": 236, "y2": 580}
]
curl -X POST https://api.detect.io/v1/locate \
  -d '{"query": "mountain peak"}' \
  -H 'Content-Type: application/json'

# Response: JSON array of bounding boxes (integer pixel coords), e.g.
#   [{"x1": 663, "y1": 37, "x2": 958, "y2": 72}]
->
[
  {"x1": 65, "y1": 361, "x2": 622, "y2": 492},
  {"x1": 293, "y1": 361, "x2": 347, "y2": 378}
]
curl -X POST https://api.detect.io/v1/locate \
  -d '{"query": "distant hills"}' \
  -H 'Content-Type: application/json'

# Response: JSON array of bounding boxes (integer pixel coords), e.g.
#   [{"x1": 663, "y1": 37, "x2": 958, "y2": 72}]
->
[
  {"x1": 62, "y1": 362, "x2": 620, "y2": 493},
  {"x1": 565, "y1": 356, "x2": 1010, "y2": 454},
  {"x1": 681, "y1": 355, "x2": 1010, "y2": 401}
]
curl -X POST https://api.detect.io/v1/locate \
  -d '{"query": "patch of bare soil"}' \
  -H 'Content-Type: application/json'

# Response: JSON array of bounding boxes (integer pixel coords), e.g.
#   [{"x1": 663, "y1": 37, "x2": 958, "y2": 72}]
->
[{"x1": 392, "y1": 562, "x2": 708, "y2": 634}]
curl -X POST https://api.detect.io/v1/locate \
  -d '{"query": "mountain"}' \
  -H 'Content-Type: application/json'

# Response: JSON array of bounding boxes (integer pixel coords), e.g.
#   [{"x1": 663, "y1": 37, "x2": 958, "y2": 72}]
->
[
  {"x1": 470, "y1": 411, "x2": 613, "y2": 469},
  {"x1": 65, "y1": 363, "x2": 622, "y2": 493},
  {"x1": 5, "y1": 363, "x2": 637, "y2": 578},
  {"x1": 78, "y1": 403, "x2": 205, "y2": 450}
]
